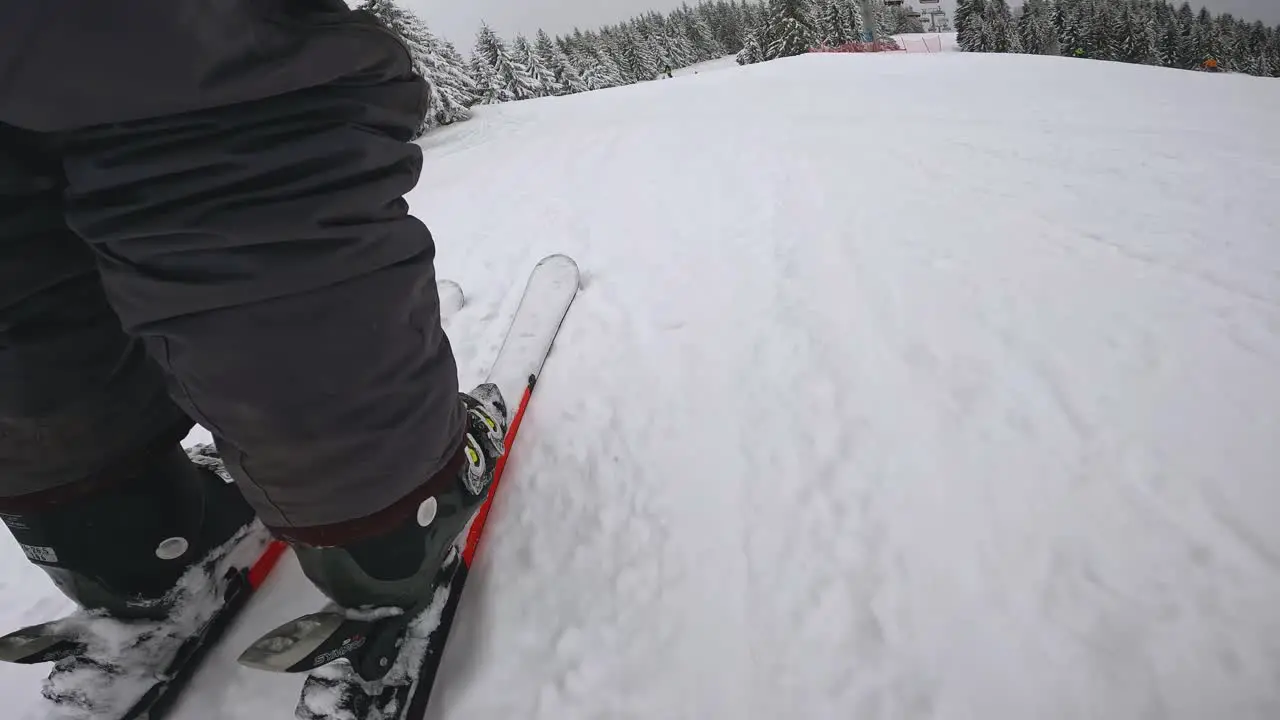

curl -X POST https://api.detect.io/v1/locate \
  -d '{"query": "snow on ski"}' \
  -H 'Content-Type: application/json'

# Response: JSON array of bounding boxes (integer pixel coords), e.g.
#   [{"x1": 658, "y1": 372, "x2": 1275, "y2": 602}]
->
[
  {"x1": 241, "y1": 254, "x2": 580, "y2": 720},
  {"x1": 0, "y1": 450, "x2": 289, "y2": 720}
]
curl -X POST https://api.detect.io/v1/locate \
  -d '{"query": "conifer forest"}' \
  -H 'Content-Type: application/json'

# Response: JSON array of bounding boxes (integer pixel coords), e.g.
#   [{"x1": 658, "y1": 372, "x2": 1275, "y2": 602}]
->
[{"x1": 356, "y1": 0, "x2": 1278, "y2": 137}]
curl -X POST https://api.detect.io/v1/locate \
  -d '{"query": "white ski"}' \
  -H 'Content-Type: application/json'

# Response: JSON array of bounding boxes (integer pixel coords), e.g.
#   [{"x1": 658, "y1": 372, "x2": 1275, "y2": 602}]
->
[
  {"x1": 238, "y1": 254, "x2": 581, "y2": 720},
  {"x1": 486, "y1": 254, "x2": 580, "y2": 415}
]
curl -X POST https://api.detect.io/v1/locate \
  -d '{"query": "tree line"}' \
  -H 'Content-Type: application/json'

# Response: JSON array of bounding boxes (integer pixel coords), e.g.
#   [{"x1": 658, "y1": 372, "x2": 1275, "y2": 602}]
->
[
  {"x1": 357, "y1": 0, "x2": 767, "y2": 135},
  {"x1": 357, "y1": 0, "x2": 933, "y2": 136},
  {"x1": 737, "y1": 0, "x2": 923, "y2": 65},
  {"x1": 956, "y1": 0, "x2": 1280, "y2": 77}
]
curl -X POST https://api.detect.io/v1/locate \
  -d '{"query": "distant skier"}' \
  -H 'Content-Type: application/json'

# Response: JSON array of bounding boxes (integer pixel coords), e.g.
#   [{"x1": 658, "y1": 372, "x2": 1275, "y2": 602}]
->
[
  {"x1": 0, "y1": 0, "x2": 505, "y2": 685},
  {"x1": 664, "y1": 63, "x2": 674, "y2": 79}
]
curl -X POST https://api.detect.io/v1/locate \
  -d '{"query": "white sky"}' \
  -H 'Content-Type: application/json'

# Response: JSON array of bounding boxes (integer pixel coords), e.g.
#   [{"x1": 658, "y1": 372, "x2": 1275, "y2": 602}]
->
[{"x1": 405, "y1": 0, "x2": 1280, "y2": 47}]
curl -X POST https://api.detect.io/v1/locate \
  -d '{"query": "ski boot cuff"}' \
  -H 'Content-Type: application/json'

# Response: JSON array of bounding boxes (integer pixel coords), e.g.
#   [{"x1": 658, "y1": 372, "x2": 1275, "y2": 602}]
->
[{"x1": 267, "y1": 437, "x2": 467, "y2": 549}]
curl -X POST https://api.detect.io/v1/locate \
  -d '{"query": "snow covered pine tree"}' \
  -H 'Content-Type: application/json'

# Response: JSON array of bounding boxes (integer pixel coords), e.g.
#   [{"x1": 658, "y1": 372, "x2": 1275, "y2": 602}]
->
[
  {"x1": 765, "y1": 0, "x2": 818, "y2": 60},
  {"x1": 473, "y1": 23, "x2": 542, "y2": 102},
  {"x1": 358, "y1": 0, "x2": 476, "y2": 132}
]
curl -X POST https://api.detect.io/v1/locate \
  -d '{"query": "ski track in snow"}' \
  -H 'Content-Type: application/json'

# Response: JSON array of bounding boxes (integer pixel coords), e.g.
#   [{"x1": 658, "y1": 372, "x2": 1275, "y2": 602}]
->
[{"x1": 4, "y1": 51, "x2": 1280, "y2": 719}]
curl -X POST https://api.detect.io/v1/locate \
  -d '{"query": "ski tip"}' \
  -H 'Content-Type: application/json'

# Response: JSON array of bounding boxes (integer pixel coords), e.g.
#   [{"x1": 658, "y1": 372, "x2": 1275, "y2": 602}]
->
[
  {"x1": 438, "y1": 279, "x2": 466, "y2": 319},
  {"x1": 0, "y1": 625, "x2": 81, "y2": 665},
  {"x1": 534, "y1": 254, "x2": 581, "y2": 296},
  {"x1": 237, "y1": 611, "x2": 351, "y2": 674},
  {"x1": 536, "y1": 253, "x2": 579, "y2": 274}
]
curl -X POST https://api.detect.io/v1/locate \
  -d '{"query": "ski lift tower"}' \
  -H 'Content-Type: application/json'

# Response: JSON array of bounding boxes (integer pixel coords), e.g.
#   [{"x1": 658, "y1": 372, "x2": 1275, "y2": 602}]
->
[
  {"x1": 915, "y1": 0, "x2": 952, "y2": 32},
  {"x1": 859, "y1": 0, "x2": 879, "y2": 42},
  {"x1": 882, "y1": 0, "x2": 940, "y2": 35},
  {"x1": 889, "y1": 0, "x2": 926, "y2": 29}
]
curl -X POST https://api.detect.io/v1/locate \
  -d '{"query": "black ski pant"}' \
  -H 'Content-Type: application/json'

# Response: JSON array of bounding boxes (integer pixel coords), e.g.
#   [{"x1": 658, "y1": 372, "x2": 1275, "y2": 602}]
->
[{"x1": 0, "y1": 1, "x2": 464, "y2": 542}]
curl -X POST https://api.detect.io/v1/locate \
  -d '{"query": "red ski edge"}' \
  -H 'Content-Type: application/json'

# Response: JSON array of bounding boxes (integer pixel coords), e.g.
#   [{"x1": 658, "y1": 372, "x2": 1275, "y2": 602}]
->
[
  {"x1": 402, "y1": 374, "x2": 539, "y2": 720},
  {"x1": 122, "y1": 533, "x2": 289, "y2": 719},
  {"x1": 462, "y1": 375, "x2": 536, "y2": 568},
  {"x1": 248, "y1": 540, "x2": 288, "y2": 590}
]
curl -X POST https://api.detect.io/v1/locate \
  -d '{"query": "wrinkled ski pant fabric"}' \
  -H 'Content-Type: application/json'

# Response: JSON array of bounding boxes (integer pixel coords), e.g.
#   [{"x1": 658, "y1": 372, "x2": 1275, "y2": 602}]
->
[
  {"x1": 0, "y1": 128, "x2": 194, "y2": 502},
  {"x1": 0, "y1": 2, "x2": 464, "y2": 537}
]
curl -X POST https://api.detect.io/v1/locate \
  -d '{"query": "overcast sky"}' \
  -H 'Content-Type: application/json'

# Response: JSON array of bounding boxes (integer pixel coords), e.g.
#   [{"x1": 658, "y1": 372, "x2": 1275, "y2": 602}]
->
[{"x1": 406, "y1": 0, "x2": 1280, "y2": 47}]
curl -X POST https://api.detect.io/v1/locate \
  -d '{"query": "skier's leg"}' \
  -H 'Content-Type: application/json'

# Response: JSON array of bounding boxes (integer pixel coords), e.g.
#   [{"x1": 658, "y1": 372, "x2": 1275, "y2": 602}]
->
[
  {"x1": 0, "y1": 124, "x2": 255, "y2": 618},
  {"x1": 49, "y1": 5, "x2": 500, "y2": 608}
]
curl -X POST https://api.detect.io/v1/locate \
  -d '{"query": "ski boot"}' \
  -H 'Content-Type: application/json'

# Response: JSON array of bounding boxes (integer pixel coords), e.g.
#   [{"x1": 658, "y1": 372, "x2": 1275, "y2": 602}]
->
[
  {"x1": 0, "y1": 440, "x2": 265, "y2": 717},
  {"x1": 287, "y1": 384, "x2": 508, "y2": 612},
  {"x1": 237, "y1": 385, "x2": 507, "y2": 712},
  {"x1": 0, "y1": 443, "x2": 257, "y2": 620}
]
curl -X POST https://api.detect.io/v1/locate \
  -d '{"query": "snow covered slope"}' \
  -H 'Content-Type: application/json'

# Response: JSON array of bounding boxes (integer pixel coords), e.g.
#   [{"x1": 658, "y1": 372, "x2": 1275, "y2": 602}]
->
[
  {"x1": 671, "y1": 54, "x2": 742, "y2": 77},
  {"x1": 6, "y1": 51, "x2": 1280, "y2": 719}
]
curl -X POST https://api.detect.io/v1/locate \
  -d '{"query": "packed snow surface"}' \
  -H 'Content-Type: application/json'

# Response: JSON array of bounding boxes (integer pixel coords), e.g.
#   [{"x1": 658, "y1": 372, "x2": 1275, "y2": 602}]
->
[{"x1": 4, "y1": 51, "x2": 1280, "y2": 719}]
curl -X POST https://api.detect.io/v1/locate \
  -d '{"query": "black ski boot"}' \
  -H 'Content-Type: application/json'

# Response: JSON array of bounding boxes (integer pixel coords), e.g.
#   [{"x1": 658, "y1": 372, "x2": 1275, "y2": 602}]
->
[
  {"x1": 238, "y1": 384, "x2": 507, "y2": 678},
  {"x1": 0, "y1": 440, "x2": 263, "y2": 718},
  {"x1": 290, "y1": 384, "x2": 507, "y2": 611},
  {"x1": 0, "y1": 442, "x2": 257, "y2": 620}
]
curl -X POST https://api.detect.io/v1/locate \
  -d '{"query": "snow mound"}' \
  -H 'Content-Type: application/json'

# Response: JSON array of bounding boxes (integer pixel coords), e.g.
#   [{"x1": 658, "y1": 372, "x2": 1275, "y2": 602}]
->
[{"x1": 4, "y1": 50, "x2": 1279, "y2": 720}]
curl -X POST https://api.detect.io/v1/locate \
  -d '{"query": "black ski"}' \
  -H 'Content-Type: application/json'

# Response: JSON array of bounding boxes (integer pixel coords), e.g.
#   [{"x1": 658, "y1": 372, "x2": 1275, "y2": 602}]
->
[{"x1": 122, "y1": 545, "x2": 284, "y2": 720}]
